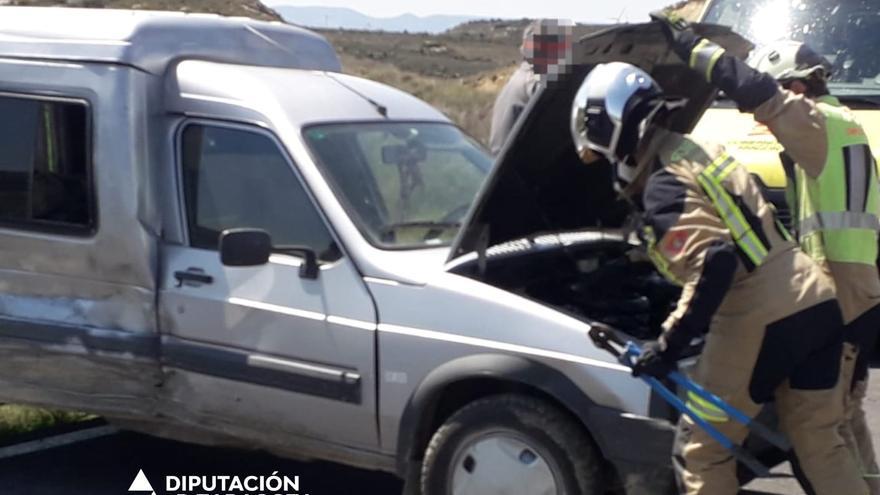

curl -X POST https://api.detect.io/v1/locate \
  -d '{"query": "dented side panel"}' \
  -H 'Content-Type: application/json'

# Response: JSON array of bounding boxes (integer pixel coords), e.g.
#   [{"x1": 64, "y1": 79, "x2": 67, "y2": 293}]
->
[{"x1": 0, "y1": 58, "x2": 161, "y2": 413}]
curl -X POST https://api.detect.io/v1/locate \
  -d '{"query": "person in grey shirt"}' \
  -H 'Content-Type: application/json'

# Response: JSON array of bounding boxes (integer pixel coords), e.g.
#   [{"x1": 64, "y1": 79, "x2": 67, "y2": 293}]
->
[{"x1": 488, "y1": 19, "x2": 573, "y2": 155}]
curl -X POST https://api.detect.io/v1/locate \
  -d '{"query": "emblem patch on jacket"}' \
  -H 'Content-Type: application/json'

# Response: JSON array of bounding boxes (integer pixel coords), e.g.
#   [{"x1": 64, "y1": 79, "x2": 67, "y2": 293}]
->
[{"x1": 662, "y1": 230, "x2": 690, "y2": 256}]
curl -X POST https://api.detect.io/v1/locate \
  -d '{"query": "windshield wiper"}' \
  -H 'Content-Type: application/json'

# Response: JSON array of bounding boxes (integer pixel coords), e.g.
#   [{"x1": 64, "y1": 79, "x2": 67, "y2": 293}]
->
[{"x1": 380, "y1": 221, "x2": 461, "y2": 236}]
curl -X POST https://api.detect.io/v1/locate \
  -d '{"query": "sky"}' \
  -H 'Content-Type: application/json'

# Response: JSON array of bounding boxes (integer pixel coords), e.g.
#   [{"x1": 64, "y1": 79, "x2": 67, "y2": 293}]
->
[{"x1": 261, "y1": 0, "x2": 676, "y2": 23}]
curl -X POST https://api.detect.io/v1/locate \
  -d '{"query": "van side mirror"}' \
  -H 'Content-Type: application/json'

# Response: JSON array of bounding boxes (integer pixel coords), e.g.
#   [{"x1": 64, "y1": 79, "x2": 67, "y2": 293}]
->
[
  {"x1": 219, "y1": 228, "x2": 271, "y2": 267},
  {"x1": 275, "y1": 245, "x2": 320, "y2": 280}
]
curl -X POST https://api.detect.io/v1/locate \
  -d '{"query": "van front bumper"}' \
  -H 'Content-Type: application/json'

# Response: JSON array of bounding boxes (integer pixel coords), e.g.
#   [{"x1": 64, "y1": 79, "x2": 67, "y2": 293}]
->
[{"x1": 587, "y1": 405, "x2": 677, "y2": 495}]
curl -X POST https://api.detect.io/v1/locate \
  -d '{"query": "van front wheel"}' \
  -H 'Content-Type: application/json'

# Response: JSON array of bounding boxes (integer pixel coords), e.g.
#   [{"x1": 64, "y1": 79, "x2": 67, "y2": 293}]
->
[{"x1": 420, "y1": 394, "x2": 602, "y2": 495}]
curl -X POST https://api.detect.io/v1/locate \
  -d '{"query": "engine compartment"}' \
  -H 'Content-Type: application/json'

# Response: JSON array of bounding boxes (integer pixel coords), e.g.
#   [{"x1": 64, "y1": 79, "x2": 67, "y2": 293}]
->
[{"x1": 447, "y1": 231, "x2": 681, "y2": 340}]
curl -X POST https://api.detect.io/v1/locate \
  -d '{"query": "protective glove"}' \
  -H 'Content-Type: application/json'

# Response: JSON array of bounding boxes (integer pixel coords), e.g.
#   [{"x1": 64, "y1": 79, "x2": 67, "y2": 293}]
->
[
  {"x1": 649, "y1": 9, "x2": 701, "y2": 63},
  {"x1": 631, "y1": 340, "x2": 678, "y2": 378},
  {"x1": 650, "y1": 9, "x2": 691, "y2": 32}
]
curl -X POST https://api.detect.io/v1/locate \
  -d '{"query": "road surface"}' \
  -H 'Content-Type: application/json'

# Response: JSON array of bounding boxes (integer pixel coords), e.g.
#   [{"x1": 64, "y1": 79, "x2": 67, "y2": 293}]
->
[{"x1": 3, "y1": 369, "x2": 878, "y2": 495}]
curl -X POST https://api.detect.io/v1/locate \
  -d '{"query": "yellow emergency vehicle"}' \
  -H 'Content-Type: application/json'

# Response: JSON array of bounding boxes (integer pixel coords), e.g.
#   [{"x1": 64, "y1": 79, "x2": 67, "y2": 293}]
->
[{"x1": 692, "y1": 0, "x2": 880, "y2": 223}]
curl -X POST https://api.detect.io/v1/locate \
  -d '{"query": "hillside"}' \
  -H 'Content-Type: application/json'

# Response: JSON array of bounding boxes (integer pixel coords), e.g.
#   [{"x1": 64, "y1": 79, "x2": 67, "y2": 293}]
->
[
  {"x1": 274, "y1": 6, "x2": 477, "y2": 34},
  {"x1": 325, "y1": 3, "x2": 715, "y2": 143},
  {"x1": 320, "y1": 18, "x2": 614, "y2": 80},
  {"x1": 317, "y1": 26, "x2": 519, "y2": 143},
  {"x1": 323, "y1": 22, "x2": 610, "y2": 143},
  {"x1": 3, "y1": 0, "x2": 284, "y2": 21},
  {"x1": 322, "y1": 29, "x2": 521, "y2": 79}
]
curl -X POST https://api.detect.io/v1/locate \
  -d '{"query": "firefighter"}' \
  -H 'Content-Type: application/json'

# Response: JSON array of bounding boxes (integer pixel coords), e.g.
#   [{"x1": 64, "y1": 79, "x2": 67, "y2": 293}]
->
[
  {"x1": 571, "y1": 61, "x2": 867, "y2": 495},
  {"x1": 488, "y1": 18, "x2": 572, "y2": 155},
  {"x1": 652, "y1": 16, "x2": 880, "y2": 491}
]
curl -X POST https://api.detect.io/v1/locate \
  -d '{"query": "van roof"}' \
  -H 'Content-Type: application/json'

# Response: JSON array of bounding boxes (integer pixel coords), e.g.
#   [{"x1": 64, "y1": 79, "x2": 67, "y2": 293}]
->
[
  {"x1": 0, "y1": 6, "x2": 342, "y2": 74},
  {"x1": 171, "y1": 60, "x2": 450, "y2": 125}
]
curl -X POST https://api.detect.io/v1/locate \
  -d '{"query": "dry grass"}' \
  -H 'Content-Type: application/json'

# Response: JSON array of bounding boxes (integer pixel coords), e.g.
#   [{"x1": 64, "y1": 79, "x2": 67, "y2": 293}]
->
[
  {"x1": 0, "y1": 404, "x2": 92, "y2": 439},
  {"x1": 323, "y1": 24, "x2": 526, "y2": 144},
  {"x1": 324, "y1": 22, "x2": 611, "y2": 143},
  {"x1": 328, "y1": 23, "x2": 613, "y2": 145},
  {"x1": 322, "y1": 28, "x2": 521, "y2": 79},
  {"x1": 334, "y1": 3, "x2": 708, "y2": 144}
]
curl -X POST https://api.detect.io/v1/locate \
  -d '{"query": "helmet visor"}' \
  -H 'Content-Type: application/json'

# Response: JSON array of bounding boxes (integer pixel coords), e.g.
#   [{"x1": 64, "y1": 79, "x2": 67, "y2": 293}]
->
[{"x1": 571, "y1": 63, "x2": 662, "y2": 163}]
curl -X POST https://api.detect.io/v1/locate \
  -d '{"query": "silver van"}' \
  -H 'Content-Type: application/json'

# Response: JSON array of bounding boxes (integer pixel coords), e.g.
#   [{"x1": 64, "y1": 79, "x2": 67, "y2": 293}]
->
[{"x1": 0, "y1": 8, "x2": 758, "y2": 495}]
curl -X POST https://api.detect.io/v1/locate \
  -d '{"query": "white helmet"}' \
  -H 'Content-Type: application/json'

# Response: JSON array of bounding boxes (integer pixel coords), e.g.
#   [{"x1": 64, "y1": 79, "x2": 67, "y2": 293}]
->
[
  {"x1": 570, "y1": 62, "x2": 671, "y2": 192},
  {"x1": 748, "y1": 40, "x2": 832, "y2": 83}
]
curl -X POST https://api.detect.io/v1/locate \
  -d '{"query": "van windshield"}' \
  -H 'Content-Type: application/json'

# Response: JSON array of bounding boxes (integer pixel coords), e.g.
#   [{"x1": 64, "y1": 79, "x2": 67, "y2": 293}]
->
[
  {"x1": 304, "y1": 122, "x2": 492, "y2": 250},
  {"x1": 703, "y1": 0, "x2": 880, "y2": 98}
]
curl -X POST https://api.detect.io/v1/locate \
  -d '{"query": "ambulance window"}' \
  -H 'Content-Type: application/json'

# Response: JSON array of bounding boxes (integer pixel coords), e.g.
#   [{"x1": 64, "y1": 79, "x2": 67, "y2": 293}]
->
[{"x1": 0, "y1": 95, "x2": 93, "y2": 234}]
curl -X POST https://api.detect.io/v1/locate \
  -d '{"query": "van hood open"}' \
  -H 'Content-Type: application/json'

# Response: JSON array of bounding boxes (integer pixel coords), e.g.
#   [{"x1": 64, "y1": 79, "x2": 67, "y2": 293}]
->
[{"x1": 448, "y1": 22, "x2": 752, "y2": 263}]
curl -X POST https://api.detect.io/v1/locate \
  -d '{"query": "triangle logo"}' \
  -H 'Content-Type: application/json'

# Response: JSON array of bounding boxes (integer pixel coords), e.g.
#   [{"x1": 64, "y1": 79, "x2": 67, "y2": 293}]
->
[{"x1": 129, "y1": 469, "x2": 156, "y2": 495}]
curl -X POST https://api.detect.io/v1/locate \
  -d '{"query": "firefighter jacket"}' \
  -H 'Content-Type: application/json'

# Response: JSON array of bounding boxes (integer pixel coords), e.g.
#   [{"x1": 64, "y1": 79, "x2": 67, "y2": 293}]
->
[
  {"x1": 639, "y1": 127, "x2": 835, "y2": 353},
  {"x1": 679, "y1": 35, "x2": 880, "y2": 323}
]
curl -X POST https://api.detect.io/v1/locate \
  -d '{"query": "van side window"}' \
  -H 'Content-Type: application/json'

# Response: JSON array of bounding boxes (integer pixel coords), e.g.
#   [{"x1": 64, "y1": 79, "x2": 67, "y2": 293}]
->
[
  {"x1": 181, "y1": 124, "x2": 341, "y2": 262},
  {"x1": 0, "y1": 95, "x2": 92, "y2": 232}
]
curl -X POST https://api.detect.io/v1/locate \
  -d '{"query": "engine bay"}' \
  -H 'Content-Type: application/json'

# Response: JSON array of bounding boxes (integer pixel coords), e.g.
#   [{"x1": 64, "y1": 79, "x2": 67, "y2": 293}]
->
[{"x1": 447, "y1": 230, "x2": 681, "y2": 340}]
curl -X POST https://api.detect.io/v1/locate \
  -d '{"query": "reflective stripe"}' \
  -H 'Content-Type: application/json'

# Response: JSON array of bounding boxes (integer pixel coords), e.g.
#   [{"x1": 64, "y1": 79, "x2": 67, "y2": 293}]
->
[
  {"x1": 697, "y1": 160, "x2": 770, "y2": 267},
  {"x1": 704, "y1": 48, "x2": 727, "y2": 82},
  {"x1": 844, "y1": 144, "x2": 873, "y2": 213},
  {"x1": 800, "y1": 211, "x2": 880, "y2": 236},
  {"x1": 735, "y1": 230, "x2": 770, "y2": 266},
  {"x1": 707, "y1": 154, "x2": 737, "y2": 181},
  {"x1": 643, "y1": 226, "x2": 685, "y2": 286},
  {"x1": 688, "y1": 39, "x2": 708, "y2": 71},
  {"x1": 776, "y1": 219, "x2": 794, "y2": 242},
  {"x1": 649, "y1": 247, "x2": 684, "y2": 286},
  {"x1": 687, "y1": 391, "x2": 729, "y2": 423},
  {"x1": 690, "y1": 38, "x2": 726, "y2": 82}
]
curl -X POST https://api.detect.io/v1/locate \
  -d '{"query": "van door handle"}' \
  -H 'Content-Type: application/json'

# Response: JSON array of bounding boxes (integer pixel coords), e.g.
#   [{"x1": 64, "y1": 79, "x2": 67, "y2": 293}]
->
[{"x1": 174, "y1": 268, "x2": 214, "y2": 288}]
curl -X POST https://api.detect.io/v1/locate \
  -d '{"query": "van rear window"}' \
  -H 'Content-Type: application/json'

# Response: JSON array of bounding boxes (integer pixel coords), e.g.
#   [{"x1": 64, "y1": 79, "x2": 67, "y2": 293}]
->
[{"x1": 0, "y1": 94, "x2": 93, "y2": 234}]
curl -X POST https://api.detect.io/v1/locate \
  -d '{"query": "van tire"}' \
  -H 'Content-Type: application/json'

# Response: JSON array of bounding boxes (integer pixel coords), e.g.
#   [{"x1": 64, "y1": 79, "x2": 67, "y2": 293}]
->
[{"x1": 420, "y1": 394, "x2": 603, "y2": 495}]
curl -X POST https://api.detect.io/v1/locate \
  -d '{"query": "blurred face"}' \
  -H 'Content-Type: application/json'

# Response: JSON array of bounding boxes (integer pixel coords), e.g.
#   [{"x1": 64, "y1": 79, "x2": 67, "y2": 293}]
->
[
  {"x1": 523, "y1": 20, "x2": 574, "y2": 82},
  {"x1": 783, "y1": 79, "x2": 808, "y2": 95},
  {"x1": 524, "y1": 34, "x2": 572, "y2": 75}
]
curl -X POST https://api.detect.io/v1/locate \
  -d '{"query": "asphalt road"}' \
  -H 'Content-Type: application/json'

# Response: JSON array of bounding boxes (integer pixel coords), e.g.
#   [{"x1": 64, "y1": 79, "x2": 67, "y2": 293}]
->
[
  {"x1": 2, "y1": 370, "x2": 879, "y2": 495},
  {"x1": 0, "y1": 430, "x2": 403, "y2": 494}
]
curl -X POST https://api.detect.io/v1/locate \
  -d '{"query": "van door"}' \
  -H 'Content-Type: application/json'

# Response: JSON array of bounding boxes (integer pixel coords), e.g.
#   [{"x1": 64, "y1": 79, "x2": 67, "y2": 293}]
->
[{"x1": 159, "y1": 121, "x2": 378, "y2": 449}]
